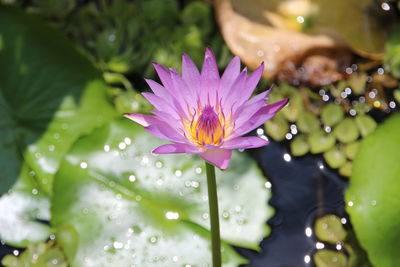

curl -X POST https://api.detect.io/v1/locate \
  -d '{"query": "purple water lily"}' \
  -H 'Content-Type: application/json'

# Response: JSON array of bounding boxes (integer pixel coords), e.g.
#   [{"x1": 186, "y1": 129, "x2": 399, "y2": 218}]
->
[{"x1": 125, "y1": 48, "x2": 288, "y2": 169}]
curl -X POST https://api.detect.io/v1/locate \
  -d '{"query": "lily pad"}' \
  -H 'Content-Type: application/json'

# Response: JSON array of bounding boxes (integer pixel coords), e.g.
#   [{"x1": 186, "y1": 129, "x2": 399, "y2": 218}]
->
[
  {"x1": 355, "y1": 115, "x2": 377, "y2": 137},
  {"x1": 339, "y1": 161, "x2": 352, "y2": 177},
  {"x1": 290, "y1": 134, "x2": 309, "y2": 156},
  {"x1": 297, "y1": 112, "x2": 320, "y2": 133},
  {"x1": 264, "y1": 113, "x2": 289, "y2": 141},
  {"x1": 0, "y1": 6, "x2": 116, "y2": 194},
  {"x1": 344, "y1": 142, "x2": 360, "y2": 160},
  {"x1": 0, "y1": 164, "x2": 51, "y2": 247},
  {"x1": 308, "y1": 130, "x2": 336, "y2": 154},
  {"x1": 346, "y1": 113, "x2": 400, "y2": 267},
  {"x1": 323, "y1": 148, "x2": 346, "y2": 169},
  {"x1": 314, "y1": 249, "x2": 347, "y2": 267},
  {"x1": 315, "y1": 214, "x2": 346, "y2": 244},
  {"x1": 321, "y1": 103, "x2": 344, "y2": 126},
  {"x1": 51, "y1": 119, "x2": 273, "y2": 266},
  {"x1": 333, "y1": 118, "x2": 359, "y2": 143},
  {"x1": 2, "y1": 240, "x2": 67, "y2": 267}
]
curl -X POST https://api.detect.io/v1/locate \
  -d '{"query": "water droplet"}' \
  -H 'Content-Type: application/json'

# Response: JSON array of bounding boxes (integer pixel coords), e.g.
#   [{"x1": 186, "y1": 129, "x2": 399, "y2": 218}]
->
[
  {"x1": 256, "y1": 128, "x2": 264, "y2": 135},
  {"x1": 165, "y1": 211, "x2": 179, "y2": 220},
  {"x1": 285, "y1": 133, "x2": 293, "y2": 140},
  {"x1": 371, "y1": 200, "x2": 377, "y2": 206},
  {"x1": 80, "y1": 162, "x2": 88, "y2": 169},
  {"x1": 304, "y1": 255, "x2": 311, "y2": 263},
  {"x1": 348, "y1": 201, "x2": 354, "y2": 207},
  {"x1": 104, "y1": 145, "x2": 110, "y2": 152},
  {"x1": 296, "y1": 16, "x2": 305, "y2": 23},
  {"x1": 175, "y1": 170, "x2": 182, "y2": 177},
  {"x1": 109, "y1": 181, "x2": 116, "y2": 187},
  {"x1": 129, "y1": 175, "x2": 136, "y2": 182},
  {"x1": 322, "y1": 95, "x2": 329, "y2": 101},
  {"x1": 234, "y1": 205, "x2": 242, "y2": 213},
  {"x1": 135, "y1": 195, "x2": 142, "y2": 201},
  {"x1": 50, "y1": 234, "x2": 56, "y2": 240},
  {"x1": 256, "y1": 50, "x2": 264, "y2": 57},
  {"x1": 31, "y1": 188, "x2": 38, "y2": 195},
  {"x1": 341, "y1": 218, "x2": 347, "y2": 224},
  {"x1": 264, "y1": 181, "x2": 272, "y2": 189},
  {"x1": 195, "y1": 167, "x2": 202, "y2": 174},
  {"x1": 149, "y1": 236, "x2": 158, "y2": 244},
  {"x1": 124, "y1": 137, "x2": 132, "y2": 145},
  {"x1": 53, "y1": 133, "x2": 60, "y2": 139},
  {"x1": 305, "y1": 227, "x2": 312, "y2": 237},
  {"x1": 29, "y1": 170, "x2": 36, "y2": 177},
  {"x1": 283, "y1": 153, "x2": 291, "y2": 162},
  {"x1": 82, "y1": 208, "x2": 89, "y2": 214},
  {"x1": 336, "y1": 243, "x2": 342, "y2": 250},
  {"x1": 141, "y1": 156, "x2": 149, "y2": 165},
  {"x1": 324, "y1": 126, "x2": 332, "y2": 133},
  {"x1": 48, "y1": 145, "x2": 55, "y2": 151},
  {"x1": 115, "y1": 194, "x2": 122, "y2": 200},
  {"x1": 13, "y1": 250, "x2": 19, "y2": 256},
  {"x1": 172, "y1": 256, "x2": 179, "y2": 262},
  {"x1": 119, "y1": 142, "x2": 127, "y2": 150},
  {"x1": 113, "y1": 241, "x2": 124, "y2": 249},
  {"x1": 202, "y1": 213, "x2": 209, "y2": 220},
  {"x1": 155, "y1": 161, "x2": 163, "y2": 168},
  {"x1": 222, "y1": 211, "x2": 230, "y2": 220},
  {"x1": 316, "y1": 242, "x2": 325, "y2": 249},
  {"x1": 34, "y1": 152, "x2": 41, "y2": 159},
  {"x1": 156, "y1": 179, "x2": 163, "y2": 186},
  {"x1": 52, "y1": 259, "x2": 59, "y2": 264},
  {"x1": 382, "y1": 2, "x2": 391, "y2": 11},
  {"x1": 389, "y1": 101, "x2": 396, "y2": 109}
]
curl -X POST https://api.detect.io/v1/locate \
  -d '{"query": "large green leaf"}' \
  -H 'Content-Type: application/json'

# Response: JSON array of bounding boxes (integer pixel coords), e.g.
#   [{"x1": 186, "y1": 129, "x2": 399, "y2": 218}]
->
[
  {"x1": 0, "y1": 164, "x2": 51, "y2": 247},
  {"x1": 52, "y1": 118, "x2": 272, "y2": 266},
  {"x1": 0, "y1": 6, "x2": 116, "y2": 195},
  {"x1": 346, "y1": 113, "x2": 400, "y2": 267}
]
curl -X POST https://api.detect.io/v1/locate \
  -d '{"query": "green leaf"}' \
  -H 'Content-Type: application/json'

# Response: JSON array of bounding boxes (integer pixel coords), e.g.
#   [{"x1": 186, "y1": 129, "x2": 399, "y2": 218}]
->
[
  {"x1": 323, "y1": 148, "x2": 346, "y2": 169},
  {"x1": 0, "y1": 165, "x2": 51, "y2": 247},
  {"x1": 264, "y1": 113, "x2": 289, "y2": 141},
  {"x1": 1, "y1": 240, "x2": 67, "y2": 267},
  {"x1": 339, "y1": 161, "x2": 352, "y2": 177},
  {"x1": 385, "y1": 28, "x2": 400, "y2": 79},
  {"x1": 308, "y1": 130, "x2": 336, "y2": 154},
  {"x1": 355, "y1": 115, "x2": 377, "y2": 137},
  {"x1": 290, "y1": 134, "x2": 309, "y2": 156},
  {"x1": 333, "y1": 118, "x2": 359, "y2": 143},
  {"x1": 321, "y1": 103, "x2": 344, "y2": 127},
  {"x1": 297, "y1": 112, "x2": 320, "y2": 134},
  {"x1": 52, "y1": 119, "x2": 273, "y2": 266},
  {"x1": 344, "y1": 141, "x2": 360, "y2": 160},
  {"x1": 315, "y1": 214, "x2": 347, "y2": 244},
  {"x1": 346, "y1": 113, "x2": 400, "y2": 267},
  {"x1": 313, "y1": 249, "x2": 347, "y2": 267},
  {"x1": 0, "y1": 6, "x2": 116, "y2": 195}
]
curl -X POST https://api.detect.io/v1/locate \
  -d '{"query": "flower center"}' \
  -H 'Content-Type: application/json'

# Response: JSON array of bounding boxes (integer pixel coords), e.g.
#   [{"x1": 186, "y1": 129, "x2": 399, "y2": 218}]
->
[{"x1": 191, "y1": 105, "x2": 224, "y2": 146}]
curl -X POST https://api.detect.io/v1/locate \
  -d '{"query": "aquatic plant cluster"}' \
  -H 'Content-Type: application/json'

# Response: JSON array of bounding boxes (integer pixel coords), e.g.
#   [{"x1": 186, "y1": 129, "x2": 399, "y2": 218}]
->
[{"x1": 0, "y1": 0, "x2": 400, "y2": 267}]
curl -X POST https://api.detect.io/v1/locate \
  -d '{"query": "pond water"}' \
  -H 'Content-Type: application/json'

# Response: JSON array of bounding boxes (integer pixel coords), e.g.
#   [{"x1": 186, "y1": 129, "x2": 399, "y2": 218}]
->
[{"x1": 236, "y1": 140, "x2": 347, "y2": 266}]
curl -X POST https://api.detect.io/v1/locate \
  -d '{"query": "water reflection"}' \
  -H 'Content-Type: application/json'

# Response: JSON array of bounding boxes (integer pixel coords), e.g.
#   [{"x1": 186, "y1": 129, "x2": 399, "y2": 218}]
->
[{"x1": 236, "y1": 139, "x2": 347, "y2": 266}]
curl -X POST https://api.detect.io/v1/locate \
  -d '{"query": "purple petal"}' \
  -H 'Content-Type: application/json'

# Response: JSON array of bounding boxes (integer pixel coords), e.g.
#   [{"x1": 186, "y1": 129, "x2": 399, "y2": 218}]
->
[
  {"x1": 145, "y1": 122, "x2": 187, "y2": 143},
  {"x1": 124, "y1": 113, "x2": 158, "y2": 127},
  {"x1": 170, "y1": 69, "x2": 195, "y2": 110},
  {"x1": 182, "y1": 53, "x2": 201, "y2": 94},
  {"x1": 152, "y1": 143, "x2": 202, "y2": 154},
  {"x1": 222, "y1": 68, "x2": 247, "y2": 113},
  {"x1": 233, "y1": 97, "x2": 268, "y2": 127},
  {"x1": 153, "y1": 63, "x2": 174, "y2": 93},
  {"x1": 200, "y1": 48, "x2": 220, "y2": 104},
  {"x1": 222, "y1": 136, "x2": 269, "y2": 149},
  {"x1": 220, "y1": 56, "x2": 240, "y2": 97},
  {"x1": 238, "y1": 63, "x2": 264, "y2": 106},
  {"x1": 142, "y1": 92, "x2": 180, "y2": 119},
  {"x1": 229, "y1": 98, "x2": 289, "y2": 139},
  {"x1": 145, "y1": 79, "x2": 172, "y2": 101},
  {"x1": 200, "y1": 149, "x2": 232, "y2": 170}
]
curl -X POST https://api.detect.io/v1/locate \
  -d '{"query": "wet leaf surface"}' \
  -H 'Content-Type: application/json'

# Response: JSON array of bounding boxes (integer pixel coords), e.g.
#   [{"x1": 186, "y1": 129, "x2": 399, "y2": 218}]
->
[
  {"x1": 0, "y1": 6, "x2": 115, "y2": 195},
  {"x1": 346, "y1": 113, "x2": 400, "y2": 267},
  {"x1": 52, "y1": 119, "x2": 272, "y2": 266}
]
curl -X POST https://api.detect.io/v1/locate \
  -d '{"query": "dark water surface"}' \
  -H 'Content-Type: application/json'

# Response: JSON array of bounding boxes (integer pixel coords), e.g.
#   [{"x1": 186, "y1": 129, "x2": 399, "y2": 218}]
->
[{"x1": 237, "y1": 140, "x2": 348, "y2": 267}]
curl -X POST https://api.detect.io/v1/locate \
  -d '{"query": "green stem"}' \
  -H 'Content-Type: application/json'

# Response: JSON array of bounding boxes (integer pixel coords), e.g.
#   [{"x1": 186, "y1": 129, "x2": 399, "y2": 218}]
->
[{"x1": 205, "y1": 161, "x2": 221, "y2": 267}]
